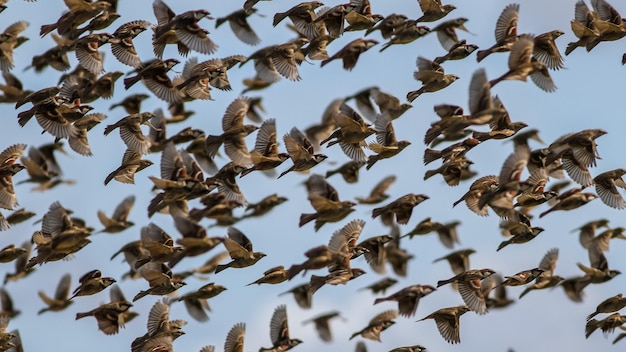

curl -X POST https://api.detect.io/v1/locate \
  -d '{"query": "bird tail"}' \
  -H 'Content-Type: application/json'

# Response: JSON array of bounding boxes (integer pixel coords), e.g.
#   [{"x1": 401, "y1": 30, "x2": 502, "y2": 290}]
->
[
  {"x1": 320, "y1": 58, "x2": 332, "y2": 68},
  {"x1": 299, "y1": 213, "x2": 318, "y2": 227},
  {"x1": 239, "y1": 167, "x2": 254, "y2": 178},
  {"x1": 309, "y1": 275, "x2": 326, "y2": 295},
  {"x1": 586, "y1": 312, "x2": 598, "y2": 321},
  {"x1": 287, "y1": 264, "x2": 304, "y2": 280},
  {"x1": 518, "y1": 287, "x2": 531, "y2": 299},
  {"x1": 585, "y1": 319, "x2": 600, "y2": 338},
  {"x1": 564, "y1": 42, "x2": 578, "y2": 56},
  {"x1": 40, "y1": 23, "x2": 57, "y2": 37},
  {"x1": 433, "y1": 55, "x2": 446, "y2": 64},
  {"x1": 472, "y1": 131, "x2": 491, "y2": 142},
  {"x1": 204, "y1": 135, "x2": 223, "y2": 158},
  {"x1": 371, "y1": 206, "x2": 384, "y2": 219},
  {"x1": 424, "y1": 169, "x2": 438, "y2": 180},
  {"x1": 436, "y1": 278, "x2": 452, "y2": 287},
  {"x1": 132, "y1": 290, "x2": 149, "y2": 302},
  {"x1": 215, "y1": 17, "x2": 228, "y2": 28},
  {"x1": 272, "y1": 12, "x2": 288, "y2": 26},
  {"x1": 214, "y1": 264, "x2": 228, "y2": 274},
  {"x1": 475, "y1": 49, "x2": 490, "y2": 62},
  {"x1": 365, "y1": 155, "x2": 378, "y2": 170},
  {"x1": 373, "y1": 297, "x2": 387, "y2": 305},
  {"x1": 17, "y1": 107, "x2": 35, "y2": 127},
  {"x1": 406, "y1": 89, "x2": 422, "y2": 103},
  {"x1": 496, "y1": 240, "x2": 509, "y2": 252},
  {"x1": 75, "y1": 311, "x2": 91, "y2": 320},
  {"x1": 123, "y1": 75, "x2": 141, "y2": 90},
  {"x1": 423, "y1": 149, "x2": 441, "y2": 165}
]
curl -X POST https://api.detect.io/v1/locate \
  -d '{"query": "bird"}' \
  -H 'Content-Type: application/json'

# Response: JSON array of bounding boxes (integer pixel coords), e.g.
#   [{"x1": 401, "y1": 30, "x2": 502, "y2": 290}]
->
[
  {"x1": 373, "y1": 284, "x2": 436, "y2": 317},
  {"x1": 259, "y1": 305, "x2": 302, "y2": 351},
  {"x1": 437, "y1": 268, "x2": 495, "y2": 314},
  {"x1": 75, "y1": 300, "x2": 133, "y2": 335},
  {"x1": 407, "y1": 56, "x2": 459, "y2": 102},
  {"x1": 321, "y1": 38, "x2": 378, "y2": 71},
  {"x1": 214, "y1": 227, "x2": 266, "y2": 273},
  {"x1": 366, "y1": 113, "x2": 411, "y2": 170},
  {"x1": 302, "y1": 311, "x2": 343, "y2": 342},
  {"x1": 278, "y1": 127, "x2": 328, "y2": 178},
  {"x1": 417, "y1": 305, "x2": 470, "y2": 344},
  {"x1": 68, "y1": 269, "x2": 116, "y2": 300},
  {"x1": 372, "y1": 193, "x2": 430, "y2": 226},
  {"x1": 349, "y1": 309, "x2": 398, "y2": 342}
]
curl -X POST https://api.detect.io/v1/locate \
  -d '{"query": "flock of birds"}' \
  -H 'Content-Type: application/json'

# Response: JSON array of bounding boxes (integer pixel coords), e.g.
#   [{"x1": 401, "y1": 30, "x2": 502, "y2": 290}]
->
[{"x1": 0, "y1": 0, "x2": 625, "y2": 351}]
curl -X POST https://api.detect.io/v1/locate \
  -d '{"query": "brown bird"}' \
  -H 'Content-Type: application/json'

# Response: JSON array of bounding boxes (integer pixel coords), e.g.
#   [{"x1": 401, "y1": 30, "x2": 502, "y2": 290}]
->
[
  {"x1": 73, "y1": 33, "x2": 114, "y2": 75},
  {"x1": 539, "y1": 188, "x2": 597, "y2": 218},
  {"x1": 215, "y1": 227, "x2": 266, "y2": 273},
  {"x1": 109, "y1": 93, "x2": 150, "y2": 114},
  {"x1": 372, "y1": 194, "x2": 429, "y2": 226},
  {"x1": 152, "y1": 0, "x2": 217, "y2": 58},
  {"x1": 349, "y1": 309, "x2": 398, "y2": 342},
  {"x1": 586, "y1": 313, "x2": 626, "y2": 338},
  {"x1": 533, "y1": 30, "x2": 565, "y2": 70},
  {"x1": 593, "y1": 168, "x2": 626, "y2": 209},
  {"x1": 433, "y1": 248, "x2": 476, "y2": 276},
  {"x1": 356, "y1": 175, "x2": 396, "y2": 204},
  {"x1": 498, "y1": 268, "x2": 544, "y2": 287},
  {"x1": 123, "y1": 58, "x2": 182, "y2": 103},
  {"x1": 588, "y1": 294, "x2": 626, "y2": 321},
  {"x1": 365, "y1": 13, "x2": 408, "y2": 39},
  {"x1": 407, "y1": 56, "x2": 459, "y2": 102},
  {"x1": 476, "y1": 3, "x2": 518, "y2": 62},
  {"x1": 104, "y1": 112, "x2": 157, "y2": 155},
  {"x1": 417, "y1": 305, "x2": 470, "y2": 344},
  {"x1": 366, "y1": 113, "x2": 411, "y2": 170},
  {"x1": 247, "y1": 266, "x2": 288, "y2": 286},
  {"x1": 417, "y1": 0, "x2": 456, "y2": 22},
  {"x1": 272, "y1": 2, "x2": 324, "y2": 39},
  {"x1": 279, "y1": 283, "x2": 313, "y2": 309},
  {"x1": 319, "y1": 104, "x2": 375, "y2": 162},
  {"x1": 300, "y1": 174, "x2": 356, "y2": 231},
  {"x1": 240, "y1": 118, "x2": 289, "y2": 177},
  {"x1": 37, "y1": 273, "x2": 73, "y2": 315},
  {"x1": 76, "y1": 300, "x2": 133, "y2": 335},
  {"x1": 437, "y1": 268, "x2": 495, "y2": 314},
  {"x1": 69, "y1": 269, "x2": 116, "y2": 300},
  {"x1": 489, "y1": 35, "x2": 557, "y2": 92},
  {"x1": 566, "y1": 0, "x2": 600, "y2": 55},
  {"x1": 374, "y1": 284, "x2": 436, "y2": 317},
  {"x1": 518, "y1": 248, "x2": 562, "y2": 299},
  {"x1": 104, "y1": 149, "x2": 154, "y2": 185},
  {"x1": 279, "y1": 127, "x2": 328, "y2": 178},
  {"x1": 325, "y1": 160, "x2": 365, "y2": 184},
  {"x1": 321, "y1": 38, "x2": 378, "y2": 71},
  {"x1": 259, "y1": 305, "x2": 302, "y2": 351},
  {"x1": 216, "y1": 8, "x2": 261, "y2": 46},
  {"x1": 110, "y1": 20, "x2": 151, "y2": 68},
  {"x1": 585, "y1": 0, "x2": 626, "y2": 51},
  {"x1": 303, "y1": 311, "x2": 343, "y2": 342},
  {"x1": 175, "y1": 282, "x2": 227, "y2": 322},
  {"x1": 360, "y1": 277, "x2": 399, "y2": 295},
  {"x1": 379, "y1": 20, "x2": 430, "y2": 52},
  {"x1": 497, "y1": 223, "x2": 544, "y2": 251},
  {"x1": 243, "y1": 38, "x2": 309, "y2": 83},
  {"x1": 97, "y1": 195, "x2": 135, "y2": 233},
  {"x1": 0, "y1": 244, "x2": 27, "y2": 264},
  {"x1": 0, "y1": 21, "x2": 29, "y2": 72}
]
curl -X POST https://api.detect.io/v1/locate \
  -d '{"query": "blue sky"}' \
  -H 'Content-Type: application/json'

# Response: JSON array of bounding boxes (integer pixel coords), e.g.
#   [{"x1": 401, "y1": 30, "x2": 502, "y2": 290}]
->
[{"x1": 1, "y1": 0, "x2": 626, "y2": 351}]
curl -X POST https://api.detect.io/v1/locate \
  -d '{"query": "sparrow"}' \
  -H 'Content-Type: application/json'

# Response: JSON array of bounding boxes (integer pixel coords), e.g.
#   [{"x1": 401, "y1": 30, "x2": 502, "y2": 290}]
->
[
  {"x1": 37, "y1": 273, "x2": 73, "y2": 315},
  {"x1": 123, "y1": 58, "x2": 182, "y2": 103},
  {"x1": 379, "y1": 20, "x2": 430, "y2": 52},
  {"x1": 240, "y1": 118, "x2": 289, "y2": 177},
  {"x1": 539, "y1": 188, "x2": 597, "y2": 218},
  {"x1": 437, "y1": 268, "x2": 495, "y2": 314},
  {"x1": 366, "y1": 113, "x2": 411, "y2": 170},
  {"x1": 476, "y1": 3, "x2": 518, "y2": 62},
  {"x1": 519, "y1": 248, "x2": 563, "y2": 299},
  {"x1": 373, "y1": 194, "x2": 429, "y2": 226},
  {"x1": 434, "y1": 40, "x2": 479, "y2": 64},
  {"x1": 215, "y1": 227, "x2": 266, "y2": 273},
  {"x1": 133, "y1": 262, "x2": 187, "y2": 301},
  {"x1": 319, "y1": 104, "x2": 375, "y2": 162},
  {"x1": 586, "y1": 313, "x2": 626, "y2": 338},
  {"x1": 68, "y1": 112, "x2": 106, "y2": 156},
  {"x1": 417, "y1": 305, "x2": 470, "y2": 344},
  {"x1": 0, "y1": 21, "x2": 29, "y2": 72},
  {"x1": 497, "y1": 268, "x2": 544, "y2": 287},
  {"x1": 585, "y1": 0, "x2": 626, "y2": 51},
  {"x1": 279, "y1": 127, "x2": 328, "y2": 178},
  {"x1": 103, "y1": 112, "x2": 157, "y2": 155},
  {"x1": 152, "y1": 0, "x2": 217, "y2": 58},
  {"x1": 205, "y1": 97, "x2": 259, "y2": 166},
  {"x1": 0, "y1": 72, "x2": 32, "y2": 104},
  {"x1": 279, "y1": 283, "x2": 313, "y2": 309},
  {"x1": 389, "y1": 346, "x2": 427, "y2": 352},
  {"x1": 433, "y1": 248, "x2": 476, "y2": 275},
  {"x1": 366, "y1": 13, "x2": 408, "y2": 38},
  {"x1": 587, "y1": 294, "x2": 626, "y2": 321},
  {"x1": 109, "y1": 93, "x2": 150, "y2": 114},
  {"x1": 496, "y1": 223, "x2": 544, "y2": 251},
  {"x1": 416, "y1": 0, "x2": 456, "y2": 23},
  {"x1": 0, "y1": 245, "x2": 27, "y2": 264},
  {"x1": 73, "y1": 32, "x2": 114, "y2": 75},
  {"x1": 407, "y1": 57, "x2": 459, "y2": 102},
  {"x1": 592, "y1": 168, "x2": 626, "y2": 209},
  {"x1": 344, "y1": 0, "x2": 384, "y2": 32},
  {"x1": 374, "y1": 284, "x2": 436, "y2": 317},
  {"x1": 303, "y1": 311, "x2": 342, "y2": 342},
  {"x1": 300, "y1": 174, "x2": 356, "y2": 231},
  {"x1": 489, "y1": 35, "x2": 557, "y2": 92},
  {"x1": 241, "y1": 194, "x2": 288, "y2": 219},
  {"x1": 481, "y1": 274, "x2": 515, "y2": 309},
  {"x1": 321, "y1": 38, "x2": 378, "y2": 71},
  {"x1": 4, "y1": 240, "x2": 33, "y2": 284},
  {"x1": 175, "y1": 282, "x2": 227, "y2": 322},
  {"x1": 272, "y1": 1, "x2": 324, "y2": 39},
  {"x1": 247, "y1": 266, "x2": 288, "y2": 286},
  {"x1": 131, "y1": 298, "x2": 186, "y2": 351},
  {"x1": 69, "y1": 269, "x2": 116, "y2": 300},
  {"x1": 216, "y1": 8, "x2": 261, "y2": 45},
  {"x1": 97, "y1": 195, "x2": 135, "y2": 233},
  {"x1": 223, "y1": 322, "x2": 245, "y2": 352},
  {"x1": 359, "y1": 277, "x2": 399, "y2": 295},
  {"x1": 104, "y1": 149, "x2": 154, "y2": 185},
  {"x1": 369, "y1": 87, "x2": 413, "y2": 120},
  {"x1": 325, "y1": 160, "x2": 365, "y2": 184},
  {"x1": 356, "y1": 175, "x2": 396, "y2": 204},
  {"x1": 565, "y1": 0, "x2": 600, "y2": 55},
  {"x1": 349, "y1": 309, "x2": 398, "y2": 342},
  {"x1": 533, "y1": 30, "x2": 565, "y2": 70},
  {"x1": 259, "y1": 305, "x2": 302, "y2": 351},
  {"x1": 111, "y1": 20, "x2": 151, "y2": 68}
]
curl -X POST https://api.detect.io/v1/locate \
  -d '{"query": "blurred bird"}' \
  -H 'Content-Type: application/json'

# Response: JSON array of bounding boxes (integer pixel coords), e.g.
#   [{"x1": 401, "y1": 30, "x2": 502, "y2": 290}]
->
[
  {"x1": 356, "y1": 175, "x2": 396, "y2": 204},
  {"x1": 587, "y1": 294, "x2": 626, "y2": 321},
  {"x1": 97, "y1": 195, "x2": 135, "y2": 233},
  {"x1": 279, "y1": 127, "x2": 328, "y2": 178},
  {"x1": 69, "y1": 269, "x2": 116, "y2": 300},
  {"x1": 349, "y1": 310, "x2": 398, "y2": 342},
  {"x1": 215, "y1": 227, "x2": 266, "y2": 273},
  {"x1": 366, "y1": 113, "x2": 411, "y2": 170},
  {"x1": 374, "y1": 284, "x2": 436, "y2": 317},
  {"x1": 407, "y1": 57, "x2": 459, "y2": 102},
  {"x1": 379, "y1": 20, "x2": 430, "y2": 52},
  {"x1": 303, "y1": 311, "x2": 342, "y2": 342},
  {"x1": 215, "y1": 8, "x2": 261, "y2": 46},
  {"x1": 372, "y1": 194, "x2": 429, "y2": 226},
  {"x1": 38, "y1": 273, "x2": 73, "y2": 315},
  {"x1": 476, "y1": 3, "x2": 518, "y2": 62},
  {"x1": 321, "y1": 38, "x2": 378, "y2": 71}
]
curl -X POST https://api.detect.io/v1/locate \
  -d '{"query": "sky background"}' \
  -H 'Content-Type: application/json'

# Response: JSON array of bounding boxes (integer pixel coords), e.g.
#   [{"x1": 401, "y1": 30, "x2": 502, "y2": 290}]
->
[{"x1": 1, "y1": 0, "x2": 626, "y2": 351}]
